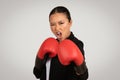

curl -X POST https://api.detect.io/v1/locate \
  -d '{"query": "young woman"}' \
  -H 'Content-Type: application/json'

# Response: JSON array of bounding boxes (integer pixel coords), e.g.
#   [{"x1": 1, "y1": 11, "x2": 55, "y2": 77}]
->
[{"x1": 33, "y1": 6, "x2": 89, "y2": 80}]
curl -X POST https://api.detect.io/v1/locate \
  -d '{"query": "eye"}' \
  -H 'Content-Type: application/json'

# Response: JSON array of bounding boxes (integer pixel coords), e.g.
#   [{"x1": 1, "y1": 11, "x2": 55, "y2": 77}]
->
[
  {"x1": 59, "y1": 21, "x2": 64, "y2": 25},
  {"x1": 50, "y1": 23, "x2": 55, "y2": 26}
]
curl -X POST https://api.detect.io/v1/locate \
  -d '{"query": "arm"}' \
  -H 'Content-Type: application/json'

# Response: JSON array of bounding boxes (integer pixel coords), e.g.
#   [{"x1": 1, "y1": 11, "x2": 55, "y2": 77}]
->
[
  {"x1": 33, "y1": 37, "x2": 58, "y2": 79},
  {"x1": 74, "y1": 40, "x2": 89, "y2": 80},
  {"x1": 33, "y1": 54, "x2": 48, "y2": 78},
  {"x1": 58, "y1": 39, "x2": 88, "y2": 79}
]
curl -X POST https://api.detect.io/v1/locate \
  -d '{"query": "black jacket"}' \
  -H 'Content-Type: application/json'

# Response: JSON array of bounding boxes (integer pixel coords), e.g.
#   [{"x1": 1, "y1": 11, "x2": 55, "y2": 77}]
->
[{"x1": 33, "y1": 32, "x2": 89, "y2": 80}]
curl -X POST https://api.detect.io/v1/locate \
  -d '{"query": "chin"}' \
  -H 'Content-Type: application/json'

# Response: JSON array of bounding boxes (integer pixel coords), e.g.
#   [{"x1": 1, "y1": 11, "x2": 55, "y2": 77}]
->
[{"x1": 57, "y1": 38, "x2": 62, "y2": 42}]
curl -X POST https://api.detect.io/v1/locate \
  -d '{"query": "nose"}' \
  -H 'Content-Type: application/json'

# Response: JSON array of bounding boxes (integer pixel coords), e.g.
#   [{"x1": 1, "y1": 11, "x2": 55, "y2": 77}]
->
[{"x1": 55, "y1": 24, "x2": 60, "y2": 31}]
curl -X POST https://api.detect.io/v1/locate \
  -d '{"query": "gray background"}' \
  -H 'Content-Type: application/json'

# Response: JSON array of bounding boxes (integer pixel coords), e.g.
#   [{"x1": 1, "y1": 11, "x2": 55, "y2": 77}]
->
[{"x1": 0, "y1": 0, "x2": 120, "y2": 80}]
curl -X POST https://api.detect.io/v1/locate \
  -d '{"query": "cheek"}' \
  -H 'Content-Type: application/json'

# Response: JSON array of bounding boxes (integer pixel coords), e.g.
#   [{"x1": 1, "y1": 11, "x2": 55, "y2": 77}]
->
[
  {"x1": 63, "y1": 24, "x2": 70, "y2": 31},
  {"x1": 50, "y1": 26, "x2": 55, "y2": 32}
]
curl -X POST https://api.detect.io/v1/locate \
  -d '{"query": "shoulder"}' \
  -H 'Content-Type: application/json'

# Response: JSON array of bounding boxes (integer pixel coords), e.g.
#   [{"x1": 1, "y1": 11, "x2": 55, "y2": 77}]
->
[
  {"x1": 72, "y1": 36, "x2": 84, "y2": 49},
  {"x1": 69, "y1": 32, "x2": 84, "y2": 48},
  {"x1": 71, "y1": 35, "x2": 85, "y2": 56}
]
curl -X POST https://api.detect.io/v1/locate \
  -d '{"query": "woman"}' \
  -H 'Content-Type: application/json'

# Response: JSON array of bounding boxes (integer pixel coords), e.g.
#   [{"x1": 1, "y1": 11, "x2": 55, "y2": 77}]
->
[{"x1": 33, "y1": 6, "x2": 89, "y2": 80}]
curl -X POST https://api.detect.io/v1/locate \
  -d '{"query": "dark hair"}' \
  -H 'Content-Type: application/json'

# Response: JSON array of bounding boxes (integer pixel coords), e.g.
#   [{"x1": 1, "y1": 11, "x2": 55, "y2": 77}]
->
[{"x1": 49, "y1": 6, "x2": 71, "y2": 22}]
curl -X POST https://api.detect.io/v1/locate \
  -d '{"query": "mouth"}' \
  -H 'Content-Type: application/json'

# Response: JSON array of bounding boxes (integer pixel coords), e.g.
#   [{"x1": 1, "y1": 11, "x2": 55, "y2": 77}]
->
[{"x1": 56, "y1": 31, "x2": 62, "y2": 39}]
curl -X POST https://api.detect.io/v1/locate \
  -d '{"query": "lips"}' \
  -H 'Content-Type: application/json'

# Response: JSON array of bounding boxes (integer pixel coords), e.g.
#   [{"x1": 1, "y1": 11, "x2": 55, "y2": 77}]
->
[{"x1": 56, "y1": 31, "x2": 62, "y2": 39}]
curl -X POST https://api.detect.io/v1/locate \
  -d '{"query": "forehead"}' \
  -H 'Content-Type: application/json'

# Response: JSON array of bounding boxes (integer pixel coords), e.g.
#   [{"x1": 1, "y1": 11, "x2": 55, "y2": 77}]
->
[{"x1": 49, "y1": 13, "x2": 68, "y2": 22}]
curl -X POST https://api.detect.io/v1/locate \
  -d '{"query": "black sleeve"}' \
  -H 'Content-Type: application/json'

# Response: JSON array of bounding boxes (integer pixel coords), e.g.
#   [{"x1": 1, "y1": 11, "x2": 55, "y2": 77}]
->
[
  {"x1": 33, "y1": 54, "x2": 48, "y2": 79},
  {"x1": 33, "y1": 66, "x2": 44, "y2": 79},
  {"x1": 72, "y1": 38, "x2": 89, "y2": 80},
  {"x1": 77, "y1": 68, "x2": 89, "y2": 80},
  {"x1": 33, "y1": 65, "x2": 46, "y2": 79},
  {"x1": 76, "y1": 40, "x2": 85, "y2": 57}
]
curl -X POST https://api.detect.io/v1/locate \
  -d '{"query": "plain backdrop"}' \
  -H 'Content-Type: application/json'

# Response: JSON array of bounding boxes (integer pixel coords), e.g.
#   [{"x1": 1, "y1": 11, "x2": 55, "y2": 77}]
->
[{"x1": 0, "y1": 0, "x2": 120, "y2": 80}]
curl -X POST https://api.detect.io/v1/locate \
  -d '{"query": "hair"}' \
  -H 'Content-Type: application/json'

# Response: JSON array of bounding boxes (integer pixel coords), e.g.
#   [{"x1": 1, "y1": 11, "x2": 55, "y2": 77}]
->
[{"x1": 49, "y1": 6, "x2": 71, "y2": 22}]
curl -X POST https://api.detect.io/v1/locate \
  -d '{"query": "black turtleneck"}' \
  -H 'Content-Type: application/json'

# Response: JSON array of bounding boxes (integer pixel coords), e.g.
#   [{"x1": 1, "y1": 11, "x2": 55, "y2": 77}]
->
[
  {"x1": 33, "y1": 32, "x2": 88, "y2": 80},
  {"x1": 49, "y1": 32, "x2": 88, "y2": 80}
]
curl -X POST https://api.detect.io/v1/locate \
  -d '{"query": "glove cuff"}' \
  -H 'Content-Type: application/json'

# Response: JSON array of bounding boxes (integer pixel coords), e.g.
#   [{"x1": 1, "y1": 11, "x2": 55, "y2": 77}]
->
[
  {"x1": 74, "y1": 61, "x2": 87, "y2": 75},
  {"x1": 35, "y1": 54, "x2": 49, "y2": 70}
]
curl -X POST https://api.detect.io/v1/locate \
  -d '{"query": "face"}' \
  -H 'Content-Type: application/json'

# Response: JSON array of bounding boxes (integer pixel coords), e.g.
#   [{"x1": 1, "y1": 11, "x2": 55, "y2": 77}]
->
[{"x1": 49, "y1": 13, "x2": 72, "y2": 41}]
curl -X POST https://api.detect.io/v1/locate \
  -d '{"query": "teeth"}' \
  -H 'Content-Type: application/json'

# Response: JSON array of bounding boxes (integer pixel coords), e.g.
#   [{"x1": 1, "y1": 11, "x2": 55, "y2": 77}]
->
[
  {"x1": 57, "y1": 32, "x2": 61, "y2": 35},
  {"x1": 56, "y1": 32, "x2": 62, "y2": 39}
]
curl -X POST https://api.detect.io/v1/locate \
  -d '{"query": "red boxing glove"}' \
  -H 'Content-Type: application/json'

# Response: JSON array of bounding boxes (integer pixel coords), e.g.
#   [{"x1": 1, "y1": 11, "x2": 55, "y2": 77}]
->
[
  {"x1": 37, "y1": 37, "x2": 58, "y2": 59},
  {"x1": 58, "y1": 39, "x2": 84, "y2": 66}
]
